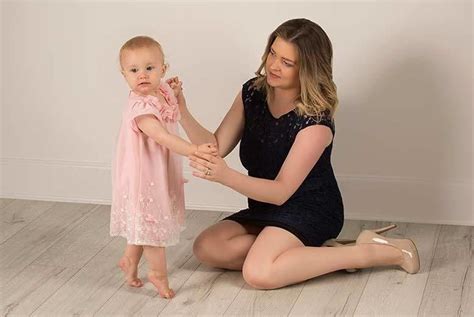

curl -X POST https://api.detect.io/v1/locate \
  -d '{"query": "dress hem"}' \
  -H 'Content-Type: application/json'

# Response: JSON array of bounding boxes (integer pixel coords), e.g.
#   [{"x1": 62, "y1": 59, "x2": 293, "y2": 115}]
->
[{"x1": 110, "y1": 225, "x2": 186, "y2": 247}]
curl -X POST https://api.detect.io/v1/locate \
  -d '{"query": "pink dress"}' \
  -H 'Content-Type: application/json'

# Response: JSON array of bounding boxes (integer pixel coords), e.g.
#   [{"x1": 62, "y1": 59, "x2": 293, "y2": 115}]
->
[{"x1": 110, "y1": 82, "x2": 185, "y2": 247}]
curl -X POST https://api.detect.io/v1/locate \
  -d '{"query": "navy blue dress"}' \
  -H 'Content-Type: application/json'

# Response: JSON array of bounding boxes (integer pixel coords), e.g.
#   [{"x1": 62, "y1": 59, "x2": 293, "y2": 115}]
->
[{"x1": 224, "y1": 78, "x2": 344, "y2": 247}]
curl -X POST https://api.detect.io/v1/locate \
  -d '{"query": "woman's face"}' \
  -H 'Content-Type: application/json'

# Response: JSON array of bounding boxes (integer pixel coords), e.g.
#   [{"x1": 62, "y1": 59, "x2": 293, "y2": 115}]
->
[{"x1": 265, "y1": 36, "x2": 300, "y2": 90}]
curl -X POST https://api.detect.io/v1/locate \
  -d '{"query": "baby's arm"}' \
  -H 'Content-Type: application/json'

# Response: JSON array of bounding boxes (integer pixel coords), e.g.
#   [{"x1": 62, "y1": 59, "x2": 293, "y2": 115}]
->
[{"x1": 136, "y1": 115, "x2": 216, "y2": 156}]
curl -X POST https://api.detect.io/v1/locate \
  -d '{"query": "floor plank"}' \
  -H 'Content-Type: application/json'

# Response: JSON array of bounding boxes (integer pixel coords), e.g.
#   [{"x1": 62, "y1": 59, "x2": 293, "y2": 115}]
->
[
  {"x1": 0, "y1": 199, "x2": 471, "y2": 316},
  {"x1": 0, "y1": 264, "x2": 79, "y2": 316},
  {"x1": 0, "y1": 202, "x2": 96, "y2": 284},
  {"x1": 0, "y1": 198, "x2": 15, "y2": 209},
  {"x1": 418, "y1": 225, "x2": 472, "y2": 316},
  {"x1": 31, "y1": 236, "x2": 126, "y2": 316},
  {"x1": 289, "y1": 220, "x2": 371, "y2": 316},
  {"x1": 159, "y1": 266, "x2": 244, "y2": 316},
  {"x1": 0, "y1": 199, "x2": 56, "y2": 244},
  {"x1": 223, "y1": 282, "x2": 304, "y2": 317},
  {"x1": 34, "y1": 204, "x2": 113, "y2": 268},
  {"x1": 0, "y1": 205, "x2": 113, "y2": 316},
  {"x1": 459, "y1": 226, "x2": 473, "y2": 316},
  {"x1": 94, "y1": 210, "x2": 222, "y2": 316},
  {"x1": 353, "y1": 222, "x2": 439, "y2": 316}
]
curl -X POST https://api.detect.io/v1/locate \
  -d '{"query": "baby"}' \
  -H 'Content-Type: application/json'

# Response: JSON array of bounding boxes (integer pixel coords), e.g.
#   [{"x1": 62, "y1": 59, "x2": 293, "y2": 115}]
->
[{"x1": 110, "y1": 35, "x2": 216, "y2": 298}]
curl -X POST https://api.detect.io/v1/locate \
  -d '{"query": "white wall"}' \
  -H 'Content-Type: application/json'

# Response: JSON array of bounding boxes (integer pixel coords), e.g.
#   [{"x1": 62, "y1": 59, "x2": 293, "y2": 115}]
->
[{"x1": 1, "y1": 1, "x2": 472, "y2": 225}]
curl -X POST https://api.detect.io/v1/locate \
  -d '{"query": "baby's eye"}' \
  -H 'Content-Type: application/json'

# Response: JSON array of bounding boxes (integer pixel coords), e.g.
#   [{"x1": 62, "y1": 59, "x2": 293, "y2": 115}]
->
[
  {"x1": 146, "y1": 66, "x2": 155, "y2": 71},
  {"x1": 130, "y1": 68, "x2": 138, "y2": 73}
]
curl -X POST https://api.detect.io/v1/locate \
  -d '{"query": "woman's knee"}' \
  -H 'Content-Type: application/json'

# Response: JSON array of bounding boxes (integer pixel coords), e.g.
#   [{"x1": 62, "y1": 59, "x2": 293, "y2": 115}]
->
[
  {"x1": 192, "y1": 231, "x2": 214, "y2": 263},
  {"x1": 242, "y1": 260, "x2": 277, "y2": 290}
]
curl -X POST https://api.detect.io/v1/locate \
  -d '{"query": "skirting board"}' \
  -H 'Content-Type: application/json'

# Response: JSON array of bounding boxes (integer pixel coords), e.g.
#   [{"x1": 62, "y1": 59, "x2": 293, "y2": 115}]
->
[{"x1": 1, "y1": 157, "x2": 473, "y2": 226}]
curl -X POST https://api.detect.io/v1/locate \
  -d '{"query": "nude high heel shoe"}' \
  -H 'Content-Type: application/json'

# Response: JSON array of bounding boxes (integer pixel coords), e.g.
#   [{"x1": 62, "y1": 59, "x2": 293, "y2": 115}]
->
[
  {"x1": 322, "y1": 224, "x2": 398, "y2": 273},
  {"x1": 355, "y1": 229, "x2": 420, "y2": 274},
  {"x1": 322, "y1": 224, "x2": 398, "y2": 247}
]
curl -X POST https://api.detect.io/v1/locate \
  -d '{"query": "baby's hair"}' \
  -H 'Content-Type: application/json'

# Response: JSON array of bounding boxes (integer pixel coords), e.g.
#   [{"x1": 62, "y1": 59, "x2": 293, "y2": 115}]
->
[{"x1": 119, "y1": 35, "x2": 165, "y2": 68}]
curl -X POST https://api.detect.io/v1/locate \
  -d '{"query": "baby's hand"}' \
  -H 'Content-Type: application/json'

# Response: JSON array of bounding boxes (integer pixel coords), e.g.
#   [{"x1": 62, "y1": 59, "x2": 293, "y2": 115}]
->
[
  {"x1": 166, "y1": 76, "x2": 183, "y2": 98},
  {"x1": 166, "y1": 76, "x2": 186, "y2": 111},
  {"x1": 197, "y1": 143, "x2": 218, "y2": 156}
]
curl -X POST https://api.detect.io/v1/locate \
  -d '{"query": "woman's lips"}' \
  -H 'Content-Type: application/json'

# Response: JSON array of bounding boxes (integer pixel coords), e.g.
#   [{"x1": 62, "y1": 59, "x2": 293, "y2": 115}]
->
[{"x1": 269, "y1": 72, "x2": 280, "y2": 79}]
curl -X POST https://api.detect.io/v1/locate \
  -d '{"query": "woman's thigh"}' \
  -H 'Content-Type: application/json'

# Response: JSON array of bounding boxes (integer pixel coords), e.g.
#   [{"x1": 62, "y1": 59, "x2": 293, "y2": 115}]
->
[
  {"x1": 242, "y1": 226, "x2": 304, "y2": 287},
  {"x1": 193, "y1": 220, "x2": 262, "y2": 270}
]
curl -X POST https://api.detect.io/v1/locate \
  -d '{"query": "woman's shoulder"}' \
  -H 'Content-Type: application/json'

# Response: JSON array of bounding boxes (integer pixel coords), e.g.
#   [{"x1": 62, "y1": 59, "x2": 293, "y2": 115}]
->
[
  {"x1": 243, "y1": 77, "x2": 265, "y2": 93},
  {"x1": 298, "y1": 110, "x2": 335, "y2": 132},
  {"x1": 242, "y1": 77, "x2": 257, "y2": 89},
  {"x1": 242, "y1": 77, "x2": 265, "y2": 101}
]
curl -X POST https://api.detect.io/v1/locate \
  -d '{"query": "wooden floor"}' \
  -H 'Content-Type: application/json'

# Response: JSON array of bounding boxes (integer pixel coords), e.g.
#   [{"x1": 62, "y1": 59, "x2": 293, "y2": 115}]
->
[{"x1": 0, "y1": 199, "x2": 472, "y2": 316}]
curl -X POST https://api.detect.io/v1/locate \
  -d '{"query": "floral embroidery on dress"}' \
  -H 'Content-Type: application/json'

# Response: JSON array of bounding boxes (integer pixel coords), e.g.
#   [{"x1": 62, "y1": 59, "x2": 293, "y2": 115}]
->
[{"x1": 110, "y1": 184, "x2": 185, "y2": 247}]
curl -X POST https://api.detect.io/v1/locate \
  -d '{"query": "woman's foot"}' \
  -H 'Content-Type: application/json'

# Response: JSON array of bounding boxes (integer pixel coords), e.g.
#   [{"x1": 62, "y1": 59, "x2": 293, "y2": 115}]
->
[
  {"x1": 356, "y1": 230, "x2": 420, "y2": 274},
  {"x1": 118, "y1": 256, "x2": 143, "y2": 287},
  {"x1": 148, "y1": 271, "x2": 175, "y2": 299}
]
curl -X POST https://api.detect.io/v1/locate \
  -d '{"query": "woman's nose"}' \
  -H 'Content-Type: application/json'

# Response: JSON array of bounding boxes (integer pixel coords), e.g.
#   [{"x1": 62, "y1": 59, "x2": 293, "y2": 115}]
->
[{"x1": 270, "y1": 59, "x2": 280, "y2": 71}]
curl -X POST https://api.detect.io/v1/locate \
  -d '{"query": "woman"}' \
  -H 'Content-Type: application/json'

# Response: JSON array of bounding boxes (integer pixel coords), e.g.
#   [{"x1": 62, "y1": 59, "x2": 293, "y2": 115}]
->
[{"x1": 171, "y1": 18, "x2": 419, "y2": 289}]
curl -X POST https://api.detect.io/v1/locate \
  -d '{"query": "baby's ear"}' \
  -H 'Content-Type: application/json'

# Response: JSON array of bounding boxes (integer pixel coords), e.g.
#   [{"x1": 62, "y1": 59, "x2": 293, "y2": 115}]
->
[{"x1": 162, "y1": 63, "x2": 169, "y2": 76}]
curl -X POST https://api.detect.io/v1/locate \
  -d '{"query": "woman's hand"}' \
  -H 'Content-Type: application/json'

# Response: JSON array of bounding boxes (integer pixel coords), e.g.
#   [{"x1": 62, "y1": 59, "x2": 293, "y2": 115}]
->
[{"x1": 189, "y1": 151, "x2": 230, "y2": 183}]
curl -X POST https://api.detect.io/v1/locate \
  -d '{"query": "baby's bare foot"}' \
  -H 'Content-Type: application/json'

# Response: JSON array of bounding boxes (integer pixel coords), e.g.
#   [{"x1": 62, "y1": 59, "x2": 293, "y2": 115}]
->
[
  {"x1": 148, "y1": 271, "x2": 175, "y2": 299},
  {"x1": 118, "y1": 256, "x2": 143, "y2": 288}
]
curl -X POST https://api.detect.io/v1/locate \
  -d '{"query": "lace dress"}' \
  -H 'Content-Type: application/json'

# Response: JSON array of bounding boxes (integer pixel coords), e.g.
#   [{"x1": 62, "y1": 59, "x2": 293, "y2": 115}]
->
[
  {"x1": 224, "y1": 78, "x2": 344, "y2": 246},
  {"x1": 110, "y1": 82, "x2": 185, "y2": 247}
]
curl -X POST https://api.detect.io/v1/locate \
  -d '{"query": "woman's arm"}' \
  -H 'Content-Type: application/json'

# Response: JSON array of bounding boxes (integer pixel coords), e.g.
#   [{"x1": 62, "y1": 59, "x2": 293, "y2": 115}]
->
[
  {"x1": 179, "y1": 91, "x2": 245, "y2": 158},
  {"x1": 179, "y1": 104, "x2": 217, "y2": 145},
  {"x1": 190, "y1": 125, "x2": 332, "y2": 205},
  {"x1": 213, "y1": 91, "x2": 244, "y2": 157}
]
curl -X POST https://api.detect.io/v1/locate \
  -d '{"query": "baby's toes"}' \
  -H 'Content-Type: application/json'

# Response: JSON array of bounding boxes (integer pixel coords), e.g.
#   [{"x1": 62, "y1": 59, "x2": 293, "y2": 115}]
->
[
  {"x1": 161, "y1": 288, "x2": 175, "y2": 299},
  {"x1": 129, "y1": 278, "x2": 143, "y2": 288}
]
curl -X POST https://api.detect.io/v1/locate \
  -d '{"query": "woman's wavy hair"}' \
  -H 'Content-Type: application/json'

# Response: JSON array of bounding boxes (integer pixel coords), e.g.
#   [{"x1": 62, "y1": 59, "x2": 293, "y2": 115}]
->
[{"x1": 254, "y1": 19, "x2": 338, "y2": 119}]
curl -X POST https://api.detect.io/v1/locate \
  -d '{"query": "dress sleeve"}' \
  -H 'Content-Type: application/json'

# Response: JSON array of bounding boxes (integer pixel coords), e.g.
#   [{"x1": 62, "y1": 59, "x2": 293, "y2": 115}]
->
[
  {"x1": 241, "y1": 77, "x2": 264, "y2": 116},
  {"x1": 299, "y1": 111, "x2": 335, "y2": 135},
  {"x1": 127, "y1": 83, "x2": 180, "y2": 133},
  {"x1": 128, "y1": 98, "x2": 164, "y2": 133}
]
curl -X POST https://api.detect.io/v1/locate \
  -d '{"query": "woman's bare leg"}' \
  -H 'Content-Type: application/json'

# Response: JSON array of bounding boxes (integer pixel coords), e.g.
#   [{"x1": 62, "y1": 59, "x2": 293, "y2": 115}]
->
[
  {"x1": 242, "y1": 227, "x2": 404, "y2": 289},
  {"x1": 143, "y1": 246, "x2": 174, "y2": 299},
  {"x1": 193, "y1": 220, "x2": 262, "y2": 270},
  {"x1": 118, "y1": 244, "x2": 144, "y2": 287}
]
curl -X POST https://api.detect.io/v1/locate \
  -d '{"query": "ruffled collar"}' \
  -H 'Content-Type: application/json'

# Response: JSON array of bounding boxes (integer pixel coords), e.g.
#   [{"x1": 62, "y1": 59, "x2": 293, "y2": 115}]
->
[{"x1": 129, "y1": 81, "x2": 180, "y2": 122}]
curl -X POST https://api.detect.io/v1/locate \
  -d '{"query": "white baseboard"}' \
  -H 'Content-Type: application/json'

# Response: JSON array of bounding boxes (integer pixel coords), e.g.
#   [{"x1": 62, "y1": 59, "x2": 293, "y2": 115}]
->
[{"x1": 1, "y1": 157, "x2": 473, "y2": 226}]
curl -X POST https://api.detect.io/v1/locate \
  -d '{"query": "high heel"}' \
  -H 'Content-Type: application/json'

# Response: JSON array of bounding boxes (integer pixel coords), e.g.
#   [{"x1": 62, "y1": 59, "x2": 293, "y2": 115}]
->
[
  {"x1": 322, "y1": 224, "x2": 398, "y2": 247},
  {"x1": 321, "y1": 224, "x2": 398, "y2": 273},
  {"x1": 355, "y1": 230, "x2": 420, "y2": 274}
]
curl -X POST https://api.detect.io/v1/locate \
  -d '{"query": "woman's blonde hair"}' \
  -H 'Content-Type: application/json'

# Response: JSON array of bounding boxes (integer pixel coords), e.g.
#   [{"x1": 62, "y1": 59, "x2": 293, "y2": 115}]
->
[
  {"x1": 254, "y1": 19, "x2": 338, "y2": 119},
  {"x1": 119, "y1": 35, "x2": 165, "y2": 68}
]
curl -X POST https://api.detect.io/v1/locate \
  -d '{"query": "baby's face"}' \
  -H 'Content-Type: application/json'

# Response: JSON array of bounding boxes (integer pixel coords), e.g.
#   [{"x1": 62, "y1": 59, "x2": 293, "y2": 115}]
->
[{"x1": 121, "y1": 46, "x2": 166, "y2": 96}]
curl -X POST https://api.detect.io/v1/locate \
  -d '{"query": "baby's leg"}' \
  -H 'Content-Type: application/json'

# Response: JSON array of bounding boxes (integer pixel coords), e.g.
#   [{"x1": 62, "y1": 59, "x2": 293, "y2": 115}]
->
[
  {"x1": 118, "y1": 244, "x2": 144, "y2": 287},
  {"x1": 143, "y1": 246, "x2": 175, "y2": 299}
]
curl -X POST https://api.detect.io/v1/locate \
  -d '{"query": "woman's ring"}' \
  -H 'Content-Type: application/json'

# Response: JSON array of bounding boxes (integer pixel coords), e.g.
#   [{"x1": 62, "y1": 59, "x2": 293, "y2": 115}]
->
[{"x1": 205, "y1": 168, "x2": 211, "y2": 176}]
